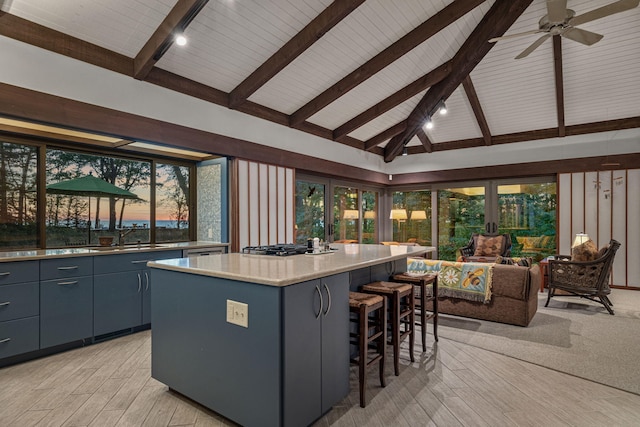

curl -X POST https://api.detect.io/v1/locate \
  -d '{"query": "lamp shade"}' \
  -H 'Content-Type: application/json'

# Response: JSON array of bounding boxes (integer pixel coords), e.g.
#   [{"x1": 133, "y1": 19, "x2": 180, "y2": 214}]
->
[
  {"x1": 342, "y1": 209, "x2": 359, "y2": 220},
  {"x1": 389, "y1": 209, "x2": 408, "y2": 220},
  {"x1": 572, "y1": 233, "x2": 590, "y2": 248},
  {"x1": 364, "y1": 210, "x2": 376, "y2": 219},
  {"x1": 410, "y1": 210, "x2": 427, "y2": 220}
]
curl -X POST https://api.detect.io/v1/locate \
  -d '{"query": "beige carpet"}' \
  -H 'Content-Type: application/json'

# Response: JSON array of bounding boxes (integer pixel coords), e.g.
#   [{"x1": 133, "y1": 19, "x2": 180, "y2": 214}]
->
[{"x1": 437, "y1": 291, "x2": 640, "y2": 395}]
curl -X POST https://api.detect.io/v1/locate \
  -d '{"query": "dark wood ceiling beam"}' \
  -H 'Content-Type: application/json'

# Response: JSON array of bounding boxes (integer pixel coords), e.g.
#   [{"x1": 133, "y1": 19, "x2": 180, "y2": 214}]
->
[
  {"x1": 416, "y1": 128, "x2": 433, "y2": 153},
  {"x1": 384, "y1": 0, "x2": 534, "y2": 162},
  {"x1": 462, "y1": 75, "x2": 492, "y2": 145},
  {"x1": 364, "y1": 121, "x2": 407, "y2": 151},
  {"x1": 133, "y1": 0, "x2": 209, "y2": 80},
  {"x1": 289, "y1": 0, "x2": 485, "y2": 126},
  {"x1": 333, "y1": 61, "x2": 451, "y2": 141},
  {"x1": 0, "y1": 13, "x2": 132, "y2": 75},
  {"x1": 228, "y1": 0, "x2": 366, "y2": 109},
  {"x1": 553, "y1": 35, "x2": 566, "y2": 137}
]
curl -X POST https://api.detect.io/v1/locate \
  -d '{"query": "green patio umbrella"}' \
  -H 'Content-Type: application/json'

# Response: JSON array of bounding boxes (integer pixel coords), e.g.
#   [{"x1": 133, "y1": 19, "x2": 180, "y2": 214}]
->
[{"x1": 47, "y1": 174, "x2": 141, "y2": 243}]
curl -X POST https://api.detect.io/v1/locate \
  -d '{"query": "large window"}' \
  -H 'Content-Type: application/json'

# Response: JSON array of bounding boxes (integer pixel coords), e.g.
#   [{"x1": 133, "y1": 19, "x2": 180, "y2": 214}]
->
[
  {"x1": 391, "y1": 190, "x2": 432, "y2": 245},
  {"x1": 0, "y1": 141, "x2": 38, "y2": 248},
  {"x1": 334, "y1": 186, "x2": 359, "y2": 242},
  {"x1": 295, "y1": 180, "x2": 326, "y2": 244},
  {"x1": 156, "y1": 163, "x2": 190, "y2": 243}
]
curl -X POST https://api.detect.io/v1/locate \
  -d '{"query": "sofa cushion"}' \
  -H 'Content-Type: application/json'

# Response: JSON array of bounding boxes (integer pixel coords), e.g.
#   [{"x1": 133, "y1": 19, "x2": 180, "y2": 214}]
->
[
  {"x1": 490, "y1": 264, "x2": 533, "y2": 300},
  {"x1": 473, "y1": 235, "x2": 504, "y2": 257},
  {"x1": 571, "y1": 239, "x2": 598, "y2": 261},
  {"x1": 495, "y1": 256, "x2": 533, "y2": 267}
]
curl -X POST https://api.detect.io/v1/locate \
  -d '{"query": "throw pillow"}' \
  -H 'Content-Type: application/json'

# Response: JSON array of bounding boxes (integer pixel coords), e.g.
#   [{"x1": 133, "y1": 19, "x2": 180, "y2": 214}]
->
[
  {"x1": 495, "y1": 256, "x2": 533, "y2": 267},
  {"x1": 571, "y1": 239, "x2": 599, "y2": 261},
  {"x1": 474, "y1": 235, "x2": 503, "y2": 257},
  {"x1": 596, "y1": 244, "x2": 609, "y2": 260}
]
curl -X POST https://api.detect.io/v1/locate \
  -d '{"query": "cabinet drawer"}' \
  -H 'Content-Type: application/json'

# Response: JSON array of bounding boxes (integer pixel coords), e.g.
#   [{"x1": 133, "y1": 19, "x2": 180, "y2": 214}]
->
[
  {"x1": 0, "y1": 282, "x2": 39, "y2": 322},
  {"x1": 0, "y1": 316, "x2": 39, "y2": 359},
  {"x1": 0, "y1": 261, "x2": 39, "y2": 285},
  {"x1": 93, "y1": 250, "x2": 182, "y2": 274},
  {"x1": 40, "y1": 257, "x2": 93, "y2": 280}
]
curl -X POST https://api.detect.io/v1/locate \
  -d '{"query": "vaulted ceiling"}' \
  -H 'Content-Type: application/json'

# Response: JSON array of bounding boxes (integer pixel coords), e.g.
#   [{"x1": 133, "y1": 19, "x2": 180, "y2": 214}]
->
[{"x1": 1, "y1": 0, "x2": 639, "y2": 163}]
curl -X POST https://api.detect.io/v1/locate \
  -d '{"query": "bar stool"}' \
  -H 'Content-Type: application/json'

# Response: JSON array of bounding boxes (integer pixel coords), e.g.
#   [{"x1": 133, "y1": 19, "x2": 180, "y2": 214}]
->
[
  {"x1": 392, "y1": 272, "x2": 438, "y2": 352},
  {"x1": 361, "y1": 281, "x2": 414, "y2": 376},
  {"x1": 349, "y1": 291, "x2": 386, "y2": 408}
]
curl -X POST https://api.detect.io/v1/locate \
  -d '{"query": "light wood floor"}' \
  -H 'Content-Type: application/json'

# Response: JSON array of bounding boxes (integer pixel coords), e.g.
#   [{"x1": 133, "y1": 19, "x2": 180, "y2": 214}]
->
[{"x1": 2, "y1": 320, "x2": 640, "y2": 426}]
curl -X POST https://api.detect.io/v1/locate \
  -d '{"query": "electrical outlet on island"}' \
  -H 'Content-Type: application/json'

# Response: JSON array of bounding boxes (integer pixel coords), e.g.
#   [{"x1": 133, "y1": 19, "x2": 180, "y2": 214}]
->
[{"x1": 226, "y1": 299, "x2": 249, "y2": 328}]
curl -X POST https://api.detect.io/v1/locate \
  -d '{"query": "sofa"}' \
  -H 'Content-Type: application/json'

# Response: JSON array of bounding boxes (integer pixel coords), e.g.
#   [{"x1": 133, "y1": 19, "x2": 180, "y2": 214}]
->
[{"x1": 410, "y1": 259, "x2": 540, "y2": 327}]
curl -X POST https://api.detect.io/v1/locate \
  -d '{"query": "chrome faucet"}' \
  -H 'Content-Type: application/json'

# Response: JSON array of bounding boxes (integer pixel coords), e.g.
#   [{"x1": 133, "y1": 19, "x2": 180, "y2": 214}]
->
[{"x1": 117, "y1": 226, "x2": 136, "y2": 246}]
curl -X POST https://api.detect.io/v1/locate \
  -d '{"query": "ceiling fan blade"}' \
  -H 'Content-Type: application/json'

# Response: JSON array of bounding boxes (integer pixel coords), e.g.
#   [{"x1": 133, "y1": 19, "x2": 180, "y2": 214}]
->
[
  {"x1": 546, "y1": 0, "x2": 568, "y2": 23},
  {"x1": 569, "y1": 0, "x2": 639, "y2": 26},
  {"x1": 489, "y1": 29, "x2": 544, "y2": 43},
  {"x1": 561, "y1": 27, "x2": 604, "y2": 45},
  {"x1": 515, "y1": 34, "x2": 552, "y2": 59}
]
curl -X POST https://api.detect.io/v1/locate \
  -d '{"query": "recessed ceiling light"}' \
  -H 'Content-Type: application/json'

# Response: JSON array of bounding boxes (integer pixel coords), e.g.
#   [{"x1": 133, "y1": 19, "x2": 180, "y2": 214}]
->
[{"x1": 175, "y1": 34, "x2": 187, "y2": 46}]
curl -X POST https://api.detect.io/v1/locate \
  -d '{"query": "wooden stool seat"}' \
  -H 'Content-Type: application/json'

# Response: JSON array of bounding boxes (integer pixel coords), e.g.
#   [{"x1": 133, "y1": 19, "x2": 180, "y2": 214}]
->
[
  {"x1": 392, "y1": 273, "x2": 438, "y2": 352},
  {"x1": 348, "y1": 291, "x2": 386, "y2": 408},
  {"x1": 361, "y1": 281, "x2": 415, "y2": 376}
]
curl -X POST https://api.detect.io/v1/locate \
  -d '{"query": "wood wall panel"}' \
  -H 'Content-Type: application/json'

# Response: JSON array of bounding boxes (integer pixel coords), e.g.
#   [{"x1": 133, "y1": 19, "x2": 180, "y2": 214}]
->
[
  {"x1": 558, "y1": 169, "x2": 638, "y2": 288},
  {"x1": 235, "y1": 160, "x2": 294, "y2": 250},
  {"x1": 558, "y1": 173, "x2": 572, "y2": 255},
  {"x1": 627, "y1": 170, "x2": 640, "y2": 287}
]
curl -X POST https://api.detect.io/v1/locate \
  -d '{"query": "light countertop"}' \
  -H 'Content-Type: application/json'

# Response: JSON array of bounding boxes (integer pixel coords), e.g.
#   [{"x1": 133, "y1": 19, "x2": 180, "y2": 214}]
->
[
  {"x1": 0, "y1": 241, "x2": 229, "y2": 262},
  {"x1": 148, "y1": 244, "x2": 434, "y2": 287}
]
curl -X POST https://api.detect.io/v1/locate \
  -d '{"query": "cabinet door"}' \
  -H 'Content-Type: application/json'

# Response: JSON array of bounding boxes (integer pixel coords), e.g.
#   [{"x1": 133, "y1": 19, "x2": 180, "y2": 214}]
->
[
  {"x1": 94, "y1": 271, "x2": 142, "y2": 336},
  {"x1": 141, "y1": 269, "x2": 151, "y2": 325},
  {"x1": 282, "y1": 279, "x2": 322, "y2": 427},
  {"x1": 40, "y1": 276, "x2": 93, "y2": 348},
  {"x1": 320, "y1": 273, "x2": 350, "y2": 413}
]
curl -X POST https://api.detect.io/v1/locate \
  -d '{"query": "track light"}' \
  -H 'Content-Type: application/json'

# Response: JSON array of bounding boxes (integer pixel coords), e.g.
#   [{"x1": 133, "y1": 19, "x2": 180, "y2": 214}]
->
[
  {"x1": 423, "y1": 116, "x2": 433, "y2": 130},
  {"x1": 438, "y1": 100, "x2": 447, "y2": 115},
  {"x1": 175, "y1": 34, "x2": 187, "y2": 46},
  {"x1": 402, "y1": 146, "x2": 408, "y2": 156}
]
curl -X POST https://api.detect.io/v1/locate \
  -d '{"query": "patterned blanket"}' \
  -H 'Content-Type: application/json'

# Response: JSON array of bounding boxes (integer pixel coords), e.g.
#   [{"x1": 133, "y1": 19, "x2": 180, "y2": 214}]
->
[{"x1": 407, "y1": 258, "x2": 493, "y2": 303}]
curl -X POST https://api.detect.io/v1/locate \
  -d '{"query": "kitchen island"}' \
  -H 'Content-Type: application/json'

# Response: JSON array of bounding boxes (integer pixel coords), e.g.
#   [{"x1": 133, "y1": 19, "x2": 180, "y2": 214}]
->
[{"x1": 148, "y1": 244, "x2": 431, "y2": 427}]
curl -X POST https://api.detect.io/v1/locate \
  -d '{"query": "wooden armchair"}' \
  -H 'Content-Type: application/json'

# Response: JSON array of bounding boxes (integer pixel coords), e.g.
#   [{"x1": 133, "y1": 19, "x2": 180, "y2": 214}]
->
[
  {"x1": 458, "y1": 233, "x2": 512, "y2": 262},
  {"x1": 545, "y1": 239, "x2": 621, "y2": 315}
]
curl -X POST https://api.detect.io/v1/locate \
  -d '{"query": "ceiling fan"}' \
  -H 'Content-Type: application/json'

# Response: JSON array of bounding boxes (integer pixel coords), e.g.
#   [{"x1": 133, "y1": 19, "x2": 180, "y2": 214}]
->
[{"x1": 489, "y1": 0, "x2": 640, "y2": 59}]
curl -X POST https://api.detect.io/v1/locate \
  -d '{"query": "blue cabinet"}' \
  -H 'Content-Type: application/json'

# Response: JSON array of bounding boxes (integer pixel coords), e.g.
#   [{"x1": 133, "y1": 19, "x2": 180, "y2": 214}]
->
[
  {"x1": 282, "y1": 273, "x2": 349, "y2": 426},
  {"x1": 93, "y1": 250, "x2": 181, "y2": 336},
  {"x1": 0, "y1": 260, "x2": 39, "y2": 359}
]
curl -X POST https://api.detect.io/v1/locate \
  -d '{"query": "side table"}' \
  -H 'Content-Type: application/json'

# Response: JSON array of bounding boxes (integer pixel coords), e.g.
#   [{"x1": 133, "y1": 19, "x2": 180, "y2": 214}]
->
[
  {"x1": 391, "y1": 272, "x2": 438, "y2": 351},
  {"x1": 539, "y1": 258, "x2": 551, "y2": 292}
]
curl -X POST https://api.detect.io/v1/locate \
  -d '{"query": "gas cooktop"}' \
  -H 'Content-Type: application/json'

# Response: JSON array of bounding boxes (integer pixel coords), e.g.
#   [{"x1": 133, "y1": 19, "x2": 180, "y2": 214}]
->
[{"x1": 242, "y1": 244, "x2": 308, "y2": 256}]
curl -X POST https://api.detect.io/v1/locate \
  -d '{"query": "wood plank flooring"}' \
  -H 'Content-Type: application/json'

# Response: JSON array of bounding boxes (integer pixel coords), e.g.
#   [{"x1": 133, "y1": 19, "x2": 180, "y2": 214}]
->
[{"x1": 2, "y1": 316, "x2": 640, "y2": 426}]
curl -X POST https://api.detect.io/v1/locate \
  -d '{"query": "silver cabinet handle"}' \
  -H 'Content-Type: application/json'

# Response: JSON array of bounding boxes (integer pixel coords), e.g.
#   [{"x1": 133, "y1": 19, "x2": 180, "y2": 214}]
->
[
  {"x1": 57, "y1": 281, "x2": 78, "y2": 285},
  {"x1": 144, "y1": 272, "x2": 149, "y2": 291},
  {"x1": 0, "y1": 301, "x2": 10, "y2": 307},
  {"x1": 0, "y1": 338, "x2": 10, "y2": 344},
  {"x1": 315, "y1": 285, "x2": 323, "y2": 319},
  {"x1": 57, "y1": 266, "x2": 79, "y2": 270},
  {"x1": 131, "y1": 260, "x2": 151, "y2": 264},
  {"x1": 323, "y1": 283, "x2": 331, "y2": 315},
  {"x1": 0, "y1": 272, "x2": 10, "y2": 276},
  {"x1": 137, "y1": 273, "x2": 142, "y2": 293}
]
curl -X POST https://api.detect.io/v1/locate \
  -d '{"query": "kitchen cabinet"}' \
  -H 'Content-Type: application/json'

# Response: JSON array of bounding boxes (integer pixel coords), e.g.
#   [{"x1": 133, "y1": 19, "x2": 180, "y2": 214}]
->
[
  {"x1": 40, "y1": 256, "x2": 93, "y2": 348},
  {"x1": 0, "y1": 260, "x2": 39, "y2": 359},
  {"x1": 282, "y1": 273, "x2": 349, "y2": 427},
  {"x1": 93, "y1": 250, "x2": 181, "y2": 336}
]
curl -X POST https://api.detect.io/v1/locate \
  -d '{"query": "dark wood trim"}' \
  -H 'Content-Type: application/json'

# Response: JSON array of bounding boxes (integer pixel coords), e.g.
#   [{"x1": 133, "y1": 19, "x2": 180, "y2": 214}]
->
[
  {"x1": 0, "y1": 82, "x2": 388, "y2": 185},
  {"x1": 364, "y1": 122, "x2": 407, "y2": 151},
  {"x1": 333, "y1": 62, "x2": 451, "y2": 141},
  {"x1": 416, "y1": 129, "x2": 433, "y2": 153},
  {"x1": 387, "y1": 153, "x2": 640, "y2": 186},
  {"x1": 289, "y1": 0, "x2": 485, "y2": 126},
  {"x1": 462, "y1": 76, "x2": 491, "y2": 146},
  {"x1": 228, "y1": 0, "x2": 365, "y2": 108},
  {"x1": 553, "y1": 35, "x2": 565, "y2": 137},
  {"x1": 133, "y1": 0, "x2": 209, "y2": 79},
  {"x1": 0, "y1": 13, "x2": 132, "y2": 75},
  {"x1": 384, "y1": 0, "x2": 534, "y2": 162}
]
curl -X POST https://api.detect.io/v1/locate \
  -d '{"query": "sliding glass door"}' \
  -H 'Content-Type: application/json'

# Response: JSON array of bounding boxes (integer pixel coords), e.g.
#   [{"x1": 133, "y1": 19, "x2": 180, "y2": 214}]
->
[{"x1": 436, "y1": 178, "x2": 556, "y2": 261}]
